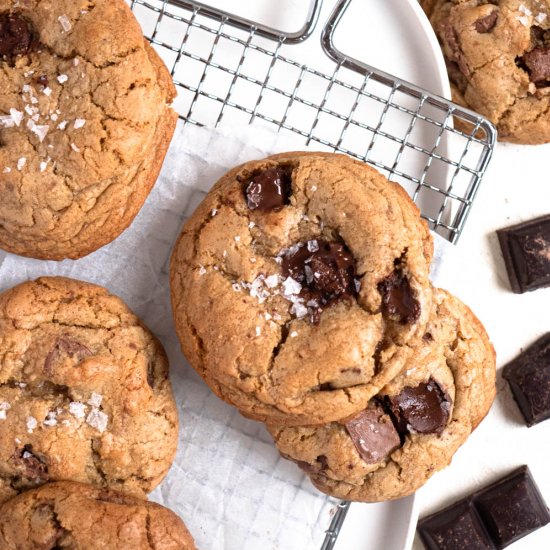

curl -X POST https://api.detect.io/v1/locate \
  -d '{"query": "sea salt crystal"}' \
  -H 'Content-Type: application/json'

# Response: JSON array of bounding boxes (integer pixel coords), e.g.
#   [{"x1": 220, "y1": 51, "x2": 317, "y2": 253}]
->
[
  {"x1": 211, "y1": 208, "x2": 217, "y2": 216},
  {"x1": 0, "y1": 411, "x2": 6, "y2": 421},
  {"x1": 519, "y1": 4, "x2": 532, "y2": 16},
  {"x1": 311, "y1": 185, "x2": 317, "y2": 191},
  {"x1": 57, "y1": 120, "x2": 68, "y2": 130},
  {"x1": 290, "y1": 331, "x2": 298, "y2": 338},
  {"x1": 291, "y1": 302, "x2": 308, "y2": 318},
  {"x1": 22, "y1": 84, "x2": 31, "y2": 94},
  {"x1": 26, "y1": 416, "x2": 38, "y2": 433},
  {"x1": 264, "y1": 312, "x2": 272, "y2": 321},
  {"x1": 255, "y1": 326, "x2": 261, "y2": 337},
  {"x1": 43, "y1": 411, "x2": 58, "y2": 427},
  {"x1": 0, "y1": 115, "x2": 15, "y2": 128},
  {"x1": 3, "y1": 167, "x2": 11, "y2": 173},
  {"x1": 282, "y1": 277, "x2": 302, "y2": 296},
  {"x1": 57, "y1": 74, "x2": 69, "y2": 84},
  {"x1": 70, "y1": 143, "x2": 81, "y2": 153},
  {"x1": 234, "y1": 235, "x2": 241, "y2": 242},
  {"x1": 307, "y1": 240, "x2": 319, "y2": 253},
  {"x1": 88, "y1": 393, "x2": 103, "y2": 408},
  {"x1": 248, "y1": 221, "x2": 256, "y2": 229},
  {"x1": 58, "y1": 14, "x2": 72, "y2": 32},
  {"x1": 86, "y1": 409, "x2": 108, "y2": 433},
  {"x1": 27, "y1": 120, "x2": 50, "y2": 142},
  {"x1": 17, "y1": 157, "x2": 26, "y2": 170},
  {"x1": 199, "y1": 265, "x2": 207, "y2": 275},
  {"x1": 265, "y1": 275, "x2": 279, "y2": 288},
  {"x1": 0, "y1": 402, "x2": 10, "y2": 410},
  {"x1": 50, "y1": 113, "x2": 58, "y2": 121},
  {"x1": 40, "y1": 161, "x2": 47, "y2": 172},
  {"x1": 9, "y1": 108, "x2": 23, "y2": 126},
  {"x1": 43, "y1": 87, "x2": 52, "y2": 96},
  {"x1": 232, "y1": 283, "x2": 242, "y2": 292},
  {"x1": 74, "y1": 118, "x2": 86, "y2": 129},
  {"x1": 69, "y1": 402, "x2": 87, "y2": 419},
  {"x1": 518, "y1": 15, "x2": 529, "y2": 25},
  {"x1": 354, "y1": 279, "x2": 361, "y2": 293},
  {"x1": 536, "y1": 12, "x2": 547, "y2": 23}
]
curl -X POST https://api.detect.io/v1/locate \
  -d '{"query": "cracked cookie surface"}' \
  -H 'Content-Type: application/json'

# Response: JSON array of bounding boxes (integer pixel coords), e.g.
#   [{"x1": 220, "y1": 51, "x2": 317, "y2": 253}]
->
[
  {"x1": 170, "y1": 152, "x2": 434, "y2": 426},
  {"x1": 423, "y1": 0, "x2": 550, "y2": 144},
  {"x1": 0, "y1": 481, "x2": 196, "y2": 549},
  {"x1": 0, "y1": 277, "x2": 178, "y2": 505},
  {"x1": 267, "y1": 288, "x2": 496, "y2": 502},
  {"x1": 0, "y1": 0, "x2": 177, "y2": 259}
]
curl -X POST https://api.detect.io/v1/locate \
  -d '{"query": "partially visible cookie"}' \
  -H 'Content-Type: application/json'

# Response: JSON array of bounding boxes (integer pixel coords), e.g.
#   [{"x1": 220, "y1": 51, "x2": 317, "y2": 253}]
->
[
  {"x1": 0, "y1": 277, "x2": 178, "y2": 505},
  {"x1": 171, "y1": 152, "x2": 434, "y2": 426},
  {"x1": 0, "y1": 0, "x2": 178, "y2": 259},
  {"x1": 268, "y1": 288, "x2": 496, "y2": 502},
  {"x1": 425, "y1": 0, "x2": 550, "y2": 144},
  {"x1": 0, "y1": 481, "x2": 196, "y2": 550}
]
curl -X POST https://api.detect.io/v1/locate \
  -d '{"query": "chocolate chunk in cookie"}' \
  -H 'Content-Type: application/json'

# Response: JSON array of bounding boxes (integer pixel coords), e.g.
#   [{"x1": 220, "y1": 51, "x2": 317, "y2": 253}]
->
[
  {"x1": 386, "y1": 378, "x2": 451, "y2": 435},
  {"x1": 245, "y1": 166, "x2": 292, "y2": 211},
  {"x1": 378, "y1": 269, "x2": 420, "y2": 324},
  {"x1": 474, "y1": 11, "x2": 498, "y2": 34},
  {"x1": 282, "y1": 240, "x2": 358, "y2": 322},
  {"x1": 503, "y1": 333, "x2": 550, "y2": 427},
  {"x1": 344, "y1": 405, "x2": 400, "y2": 464},
  {"x1": 521, "y1": 46, "x2": 550, "y2": 87},
  {"x1": 14, "y1": 444, "x2": 49, "y2": 482},
  {"x1": 497, "y1": 214, "x2": 550, "y2": 294},
  {"x1": 0, "y1": 12, "x2": 36, "y2": 62},
  {"x1": 44, "y1": 337, "x2": 92, "y2": 376}
]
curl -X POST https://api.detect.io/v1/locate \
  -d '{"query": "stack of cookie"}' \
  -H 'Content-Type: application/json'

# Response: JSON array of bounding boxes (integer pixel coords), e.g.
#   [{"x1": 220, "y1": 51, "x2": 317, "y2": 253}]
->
[
  {"x1": 170, "y1": 152, "x2": 497, "y2": 502},
  {"x1": 0, "y1": 1, "x2": 196, "y2": 547}
]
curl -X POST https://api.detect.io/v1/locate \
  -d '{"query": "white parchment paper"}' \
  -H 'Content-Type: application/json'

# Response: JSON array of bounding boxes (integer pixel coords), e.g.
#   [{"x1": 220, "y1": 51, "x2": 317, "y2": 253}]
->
[{"x1": 0, "y1": 122, "x2": 456, "y2": 550}]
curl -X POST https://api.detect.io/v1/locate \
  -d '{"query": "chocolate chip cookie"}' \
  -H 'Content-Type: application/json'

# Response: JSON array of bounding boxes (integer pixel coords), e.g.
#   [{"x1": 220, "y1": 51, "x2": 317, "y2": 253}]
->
[
  {"x1": 424, "y1": 0, "x2": 550, "y2": 144},
  {"x1": 0, "y1": 0, "x2": 177, "y2": 259},
  {"x1": 170, "y1": 152, "x2": 434, "y2": 426},
  {"x1": 0, "y1": 481, "x2": 196, "y2": 549},
  {"x1": 0, "y1": 277, "x2": 178, "y2": 505},
  {"x1": 268, "y1": 288, "x2": 496, "y2": 502}
]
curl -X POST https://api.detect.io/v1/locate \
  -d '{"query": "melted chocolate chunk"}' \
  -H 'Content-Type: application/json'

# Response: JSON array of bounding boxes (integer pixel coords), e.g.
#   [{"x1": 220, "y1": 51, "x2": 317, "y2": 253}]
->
[
  {"x1": 420, "y1": 466, "x2": 550, "y2": 549},
  {"x1": 378, "y1": 269, "x2": 420, "y2": 324},
  {"x1": 96, "y1": 490, "x2": 135, "y2": 505},
  {"x1": 44, "y1": 336, "x2": 92, "y2": 376},
  {"x1": 283, "y1": 453, "x2": 328, "y2": 475},
  {"x1": 386, "y1": 379, "x2": 451, "y2": 435},
  {"x1": 475, "y1": 11, "x2": 498, "y2": 34},
  {"x1": 0, "y1": 12, "x2": 36, "y2": 61},
  {"x1": 16, "y1": 444, "x2": 49, "y2": 481},
  {"x1": 503, "y1": 333, "x2": 550, "y2": 427},
  {"x1": 497, "y1": 214, "x2": 550, "y2": 294},
  {"x1": 344, "y1": 405, "x2": 401, "y2": 465},
  {"x1": 245, "y1": 166, "x2": 291, "y2": 212},
  {"x1": 521, "y1": 45, "x2": 550, "y2": 86},
  {"x1": 281, "y1": 240, "x2": 358, "y2": 322}
]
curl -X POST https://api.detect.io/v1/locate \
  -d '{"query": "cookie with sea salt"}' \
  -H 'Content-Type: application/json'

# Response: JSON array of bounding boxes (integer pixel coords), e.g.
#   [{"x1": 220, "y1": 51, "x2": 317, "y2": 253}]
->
[
  {"x1": 268, "y1": 288, "x2": 496, "y2": 502},
  {"x1": 0, "y1": 0, "x2": 177, "y2": 259},
  {"x1": 0, "y1": 481, "x2": 196, "y2": 549},
  {"x1": 0, "y1": 277, "x2": 178, "y2": 505},
  {"x1": 424, "y1": 0, "x2": 550, "y2": 144},
  {"x1": 170, "y1": 152, "x2": 434, "y2": 426}
]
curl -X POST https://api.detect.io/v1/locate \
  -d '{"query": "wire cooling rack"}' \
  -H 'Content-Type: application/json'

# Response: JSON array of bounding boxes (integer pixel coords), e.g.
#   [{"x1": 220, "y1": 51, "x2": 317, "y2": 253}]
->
[{"x1": 128, "y1": 0, "x2": 496, "y2": 547}]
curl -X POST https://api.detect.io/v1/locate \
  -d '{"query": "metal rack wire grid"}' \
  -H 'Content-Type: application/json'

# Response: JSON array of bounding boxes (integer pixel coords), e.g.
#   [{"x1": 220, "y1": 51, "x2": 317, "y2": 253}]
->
[
  {"x1": 129, "y1": 0, "x2": 495, "y2": 244},
  {"x1": 128, "y1": 0, "x2": 497, "y2": 547}
]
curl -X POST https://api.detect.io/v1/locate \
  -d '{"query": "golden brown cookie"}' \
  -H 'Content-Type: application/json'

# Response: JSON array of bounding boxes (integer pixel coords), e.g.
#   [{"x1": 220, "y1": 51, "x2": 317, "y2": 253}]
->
[
  {"x1": 267, "y1": 288, "x2": 496, "y2": 502},
  {"x1": 425, "y1": 0, "x2": 550, "y2": 144},
  {"x1": 0, "y1": 277, "x2": 178, "y2": 505},
  {"x1": 0, "y1": 0, "x2": 177, "y2": 259},
  {"x1": 0, "y1": 481, "x2": 196, "y2": 550},
  {"x1": 170, "y1": 152, "x2": 434, "y2": 426}
]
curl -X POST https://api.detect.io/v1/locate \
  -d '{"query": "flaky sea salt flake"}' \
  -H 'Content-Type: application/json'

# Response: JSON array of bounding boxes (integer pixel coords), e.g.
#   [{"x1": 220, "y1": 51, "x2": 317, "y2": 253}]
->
[
  {"x1": 69, "y1": 402, "x2": 87, "y2": 419},
  {"x1": 74, "y1": 118, "x2": 86, "y2": 129},
  {"x1": 39, "y1": 161, "x2": 47, "y2": 172},
  {"x1": 42, "y1": 87, "x2": 52, "y2": 96},
  {"x1": 57, "y1": 74, "x2": 69, "y2": 84},
  {"x1": 88, "y1": 393, "x2": 103, "y2": 408},
  {"x1": 58, "y1": 14, "x2": 72, "y2": 32},
  {"x1": 282, "y1": 276, "x2": 302, "y2": 296},
  {"x1": 70, "y1": 143, "x2": 81, "y2": 153},
  {"x1": 9, "y1": 108, "x2": 23, "y2": 126},
  {"x1": 26, "y1": 416, "x2": 38, "y2": 433},
  {"x1": 17, "y1": 157, "x2": 26, "y2": 170},
  {"x1": 57, "y1": 120, "x2": 68, "y2": 130},
  {"x1": 536, "y1": 12, "x2": 547, "y2": 23},
  {"x1": 290, "y1": 331, "x2": 298, "y2": 338},
  {"x1": 86, "y1": 409, "x2": 108, "y2": 433}
]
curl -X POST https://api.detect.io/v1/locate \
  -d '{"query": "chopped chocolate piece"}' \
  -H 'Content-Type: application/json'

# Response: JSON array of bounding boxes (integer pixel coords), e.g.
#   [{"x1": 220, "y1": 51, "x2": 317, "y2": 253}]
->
[
  {"x1": 0, "y1": 12, "x2": 36, "y2": 61},
  {"x1": 378, "y1": 269, "x2": 420, "y2": 324},
  {"x1": 497, "y1": 215, "x2": 550, "y2": 294},
  {"x1": 474, "y1": 466, "x2": 550, "y2": 548},
  {"x1": 281, "y1": 240, "x2": 357, "y2": 322},
  {"x1": 344, "y1": 405, "x2": 401, "y2": 464},
  {"x1": 386, "y1": 378, "x2": 451, "y2": 435},
  {"x1": 35, "y1": 74, "x2": 48, "y2": 87},
  {"x1": 418, "y1": 498, "x2": 495, "y2": 550},
  {"x1": 502, "y1": 333, "x2": 550, "y2": 427},
  {"x1": 475, "y1": 11, "x2": 498, "y2": 34},
  {"x1": 282, "y1": 453, "x2": 328, "y2": 475},
  {"x1": 245, "y1": 166, "x2": 291, "y2": 211},
  {"x1": 521, "y1": 46, "x2": 550, "y2": 86},
  {"x1": 16, "y1": 444, "x2": 49, "y2": 481},
  {"x1": 418, "y1": 466, "x2": 550, "y2": 550},
  {"x1": 44, "y1": 336, "x2": 92, "y2": 376}
]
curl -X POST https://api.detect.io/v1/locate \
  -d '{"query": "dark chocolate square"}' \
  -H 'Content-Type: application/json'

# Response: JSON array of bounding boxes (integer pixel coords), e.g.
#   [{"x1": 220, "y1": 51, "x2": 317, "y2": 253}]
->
[
  {"x1": 497, "y1": 214, "x2": 550, "y2": 294},
  {"x1": 473, "y1": 466, "x2": 550, "y2": 548},
  {"x1": 418, "y1": 498, "x2": 495, "y2": 550},
  {"x1": 502, "y1": 333, "x2": 550, "y2": 427}
]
